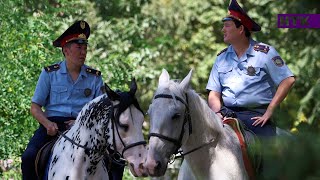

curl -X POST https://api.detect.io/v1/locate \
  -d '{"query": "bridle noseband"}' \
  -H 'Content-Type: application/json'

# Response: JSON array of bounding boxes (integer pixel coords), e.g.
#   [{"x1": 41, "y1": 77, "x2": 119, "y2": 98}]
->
[
  {"x1": 148, "y1": 93, "x2": 192, "y2": 158},
  {"x1": 148, "y1": 93, "x2": 217, "y2": 162},
  {"x1": 111, "y1": 103, "x2": 147, "y2": 158}
]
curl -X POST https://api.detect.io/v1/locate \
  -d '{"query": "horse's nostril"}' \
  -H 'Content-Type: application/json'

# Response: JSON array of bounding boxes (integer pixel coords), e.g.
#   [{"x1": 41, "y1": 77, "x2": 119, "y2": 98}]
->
[
  {"x1": 155, "y1": 161, "x2": 161, "y2": 170},
  {"x1": 139, "y1": 162, "x2": 144, "y2": 170},
  {"x1": 130, "y1": 162, "x2": 135, "y2": 169}
]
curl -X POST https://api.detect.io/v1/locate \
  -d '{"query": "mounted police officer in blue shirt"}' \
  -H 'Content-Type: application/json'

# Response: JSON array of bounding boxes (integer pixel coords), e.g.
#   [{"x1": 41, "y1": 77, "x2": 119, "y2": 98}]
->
[
  {"x1": 206, "y1": 0, "x2": 295, "y2": 137},
  {"x1": 21, "y1": 20, "x2": 104, "y2": 179}
]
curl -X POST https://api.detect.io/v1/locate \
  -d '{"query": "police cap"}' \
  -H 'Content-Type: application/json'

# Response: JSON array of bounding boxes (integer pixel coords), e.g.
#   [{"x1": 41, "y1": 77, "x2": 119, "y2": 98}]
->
[
  {"x1": 222, "y1": 0, "x2": 261, "y2": 32},
  {"x1": 53, "y1": 20, "x2": 90, "y2": 47}
]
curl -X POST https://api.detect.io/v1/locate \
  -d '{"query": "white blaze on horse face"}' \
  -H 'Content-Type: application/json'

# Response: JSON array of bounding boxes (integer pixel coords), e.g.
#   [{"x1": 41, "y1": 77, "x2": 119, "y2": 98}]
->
[
  {"x1": 146, "y1": 105, "x2": 183, "y2": 176},
  {"x1": 146, "y1": 84, "x2": 190, "y2": 176},
  {"x1": 116, "y1": 105, "x2": 147, "y2": 177}
]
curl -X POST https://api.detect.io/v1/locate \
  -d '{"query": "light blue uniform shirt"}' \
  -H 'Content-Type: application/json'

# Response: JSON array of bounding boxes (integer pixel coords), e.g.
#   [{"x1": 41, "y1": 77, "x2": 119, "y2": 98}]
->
[
  {"x1": 206, "y1": 39, "x2": 294, "y2": 108},
  {"x1": 32, "y1": 60, "x2": 104, "y2": 118}
]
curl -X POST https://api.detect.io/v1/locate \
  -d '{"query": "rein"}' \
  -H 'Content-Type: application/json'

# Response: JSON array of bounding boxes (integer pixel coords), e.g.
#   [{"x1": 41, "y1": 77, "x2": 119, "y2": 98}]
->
[
  {"x1": 111, "y1": 104, "x2": 147, "y2": 158},
  {"x1": 58, "y1": 131, "x2": 103, "y2": 155},
  {"x1": 148, "y1": 93, "x2": 216, "y2": 162},
  {"x1": 58, "y1": 101, "x2": 147, "y2": 167},
  {"x1": 173, "y1": 138, "x2": 217, "y2": 161}
]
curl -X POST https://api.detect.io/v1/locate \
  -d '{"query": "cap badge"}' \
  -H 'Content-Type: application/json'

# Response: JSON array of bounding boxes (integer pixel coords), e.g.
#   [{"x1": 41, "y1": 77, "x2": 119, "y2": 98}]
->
[
  {"x1": 247, "y1": 66, "x2": 256, "y2": 76},
  {"x1": 84, "y1": 88, "x2": 92, "y2": 97},
  {"x1": 78, "y1": 33, "x2": 86, "y2": 39},
  {"x1": 80, "y1": 21, "x2": 86, "y2": 29}
]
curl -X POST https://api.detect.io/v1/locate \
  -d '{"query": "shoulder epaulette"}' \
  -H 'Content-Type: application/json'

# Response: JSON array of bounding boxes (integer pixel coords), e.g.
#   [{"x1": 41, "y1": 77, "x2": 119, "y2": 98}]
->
[
  {"x1": 44, "y1": 64, "x2": 60, "y2": 72},
  {"x1": 86, "y1": 67, "x2": 101, "y2": 76},
  {"x1": 253, "y1": 44, "x2": 270, "y2": 54},
  {"x1": 217, "y1": 48, "x2": 228, "y2": 56}
]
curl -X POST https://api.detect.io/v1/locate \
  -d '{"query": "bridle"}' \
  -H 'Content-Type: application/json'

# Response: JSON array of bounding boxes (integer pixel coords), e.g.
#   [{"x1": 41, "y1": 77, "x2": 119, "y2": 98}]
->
[
  {"x1": 148, "y1": 93, "x2": 192, "y2": 151},
  {"x1": 111, "y1": 103, "x2": 147, "y2": 162},
  {"x1": 148, "y1": 93, "x2": 217, "y2": 162},
  {"x1": 59, "y1": 97, "x2": 147, "y2": 166}
]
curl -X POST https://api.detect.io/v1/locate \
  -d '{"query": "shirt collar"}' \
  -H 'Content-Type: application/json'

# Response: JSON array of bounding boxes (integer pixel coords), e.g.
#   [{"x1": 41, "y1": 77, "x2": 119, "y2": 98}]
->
[
  {"x1": 226, "y1": 38, "x2": 257, "y2": 57},
  {"x1": 80, "y1": 65, "x2": 88, "y2": 78},
  {"x1": 246, "y1": 38, "x2": 257, "y2": 56},
  {"x1": 60, "y1": 60, "x2": 68, "y2": 74},
  {"x1": 60, "y1": 60, "x2": 88, "y2": 78}
]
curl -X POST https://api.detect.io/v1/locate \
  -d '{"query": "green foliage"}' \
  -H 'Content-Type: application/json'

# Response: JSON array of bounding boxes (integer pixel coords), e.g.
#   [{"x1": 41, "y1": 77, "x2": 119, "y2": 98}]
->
[
  {"x1": 0, "y1": 0, "x2": 59, "y2": 158},
  {"x1": 260, "y1": 133, "x2": 320, "y2": 179},
  {"x1": 1, "y1": 0, "x2": 320, "y2": 178}
]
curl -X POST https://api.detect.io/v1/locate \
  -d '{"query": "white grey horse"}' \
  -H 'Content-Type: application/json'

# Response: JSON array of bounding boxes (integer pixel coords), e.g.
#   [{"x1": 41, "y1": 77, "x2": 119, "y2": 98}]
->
[
  {"x1": 48, "y1": 80, "x2": 147, "y2": 180},
  {"x1": 145, "y1": 69, "x2": 249, "y2": 180}
]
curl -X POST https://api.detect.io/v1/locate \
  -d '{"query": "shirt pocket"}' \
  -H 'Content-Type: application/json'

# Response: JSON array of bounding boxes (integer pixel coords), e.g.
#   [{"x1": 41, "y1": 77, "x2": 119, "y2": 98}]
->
[
  {"x1": 50, "y1": 86, "x2": 68, "y2": 104},
  {"x1": 74, "y1": 88, "x2": 94, "y2": 102},
  {"x1": 218, "y1": 66, "x2": 233, "y2": 84}
]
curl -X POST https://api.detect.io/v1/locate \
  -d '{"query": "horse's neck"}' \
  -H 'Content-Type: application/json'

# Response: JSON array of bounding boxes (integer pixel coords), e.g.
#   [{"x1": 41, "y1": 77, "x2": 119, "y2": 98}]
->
[
  {"x1": 184, "y1": 91, "x2": 224, "y2": 145},
  {"x1": 181, "y1": 91, "x2": 244, "y2": 179},
  {"x1": 66, "y1": 95, "x2": 113, "y2": 151},
  {"x1": 67, "y1": 119, "x2": 111, "y2": 150}
]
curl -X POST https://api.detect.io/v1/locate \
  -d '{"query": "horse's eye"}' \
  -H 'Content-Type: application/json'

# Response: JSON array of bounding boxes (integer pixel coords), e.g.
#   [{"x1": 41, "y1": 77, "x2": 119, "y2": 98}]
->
[
  {"x1": 120, "y1": 124, "x2": 129, "y2": 132},
  {"x1": 172, "y1": 113, "x2": 181, "y2": 120}
]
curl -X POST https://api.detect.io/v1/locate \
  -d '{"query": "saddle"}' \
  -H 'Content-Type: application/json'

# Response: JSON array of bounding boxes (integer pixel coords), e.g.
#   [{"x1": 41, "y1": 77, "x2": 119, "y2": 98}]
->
[
  {"x1": 223, "y1": 118, "x2": 262, "y2": 180},
  {"x1": 35, "y1": 137, "x2": 58, "y2": 180}
]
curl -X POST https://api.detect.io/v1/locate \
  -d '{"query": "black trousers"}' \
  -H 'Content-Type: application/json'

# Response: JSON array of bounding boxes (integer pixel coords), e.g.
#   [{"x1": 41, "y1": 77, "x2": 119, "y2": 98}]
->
[
  {"x1": 21, "y1": 117, "x2": 71, "y2": 180},
  {"x1": 223, "y1": 106, "x2": 276, "y2": 137},
  {"x1": 104, "y1": 149, "x2": 125, "y2": 180}
]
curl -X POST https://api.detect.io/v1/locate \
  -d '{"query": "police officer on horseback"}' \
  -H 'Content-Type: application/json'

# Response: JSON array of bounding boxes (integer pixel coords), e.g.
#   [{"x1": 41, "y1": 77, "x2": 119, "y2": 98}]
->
[
  {"x1": 206, "y1": 0, "x2": 295, "y2": 137},
  {"x1": 21, "y1": 20, "x2": 104, "y2": 179}
]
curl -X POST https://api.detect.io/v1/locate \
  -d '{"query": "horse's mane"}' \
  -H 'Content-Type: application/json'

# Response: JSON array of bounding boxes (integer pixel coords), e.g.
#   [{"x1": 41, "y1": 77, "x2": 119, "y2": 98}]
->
[
  {"x1": 186, "y1": 88, "x2": 224, "y2": 135},
  {"x1": 77, "y1": 94, "x2": 112, "y2": 126},
  {"x1": 160, "y1": 80, "x2": 224, "y2": 136}
]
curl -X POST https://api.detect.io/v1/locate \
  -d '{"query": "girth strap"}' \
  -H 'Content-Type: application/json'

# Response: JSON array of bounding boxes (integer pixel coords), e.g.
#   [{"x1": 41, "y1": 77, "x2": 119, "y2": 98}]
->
[{"x1": 223, "y1": 118, "x2": 257, "y2": 180}]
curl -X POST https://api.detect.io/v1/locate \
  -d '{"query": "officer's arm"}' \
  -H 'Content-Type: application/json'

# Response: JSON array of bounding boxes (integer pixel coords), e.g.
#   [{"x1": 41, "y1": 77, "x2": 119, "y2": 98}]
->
[
  {"x1": 208, "y1": 91, "x2": 223, "y2": 113},
  {"x1": 267, "y1": 76, "x2": 295, "y2": 113},
  {"x1": 30, "y1": 102, "x2": 58, "y2": 136}
]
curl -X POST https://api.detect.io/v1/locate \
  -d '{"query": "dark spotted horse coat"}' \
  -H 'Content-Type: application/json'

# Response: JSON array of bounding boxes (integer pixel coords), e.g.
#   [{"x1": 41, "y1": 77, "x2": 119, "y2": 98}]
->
[{"x1": 41, "y1": 83, "x2": 145, "y2": 180}]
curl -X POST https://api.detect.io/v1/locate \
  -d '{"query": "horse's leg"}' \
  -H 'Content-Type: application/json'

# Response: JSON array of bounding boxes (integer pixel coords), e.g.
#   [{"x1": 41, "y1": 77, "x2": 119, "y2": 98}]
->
[{"x1": 178, "y1": 160, "x2": 196, "y2": 180}]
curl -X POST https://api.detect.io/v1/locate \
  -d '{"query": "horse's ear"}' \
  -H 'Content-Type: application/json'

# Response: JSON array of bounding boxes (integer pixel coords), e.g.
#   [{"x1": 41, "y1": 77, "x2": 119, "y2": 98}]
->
[
  {"x1": 159, "y1": 69, "x2": 170, "y2": 86},
  {"x1": 179, "y1": 69, "x2": 193, "y2": 91},
  {"x1": 105, "y1": 83, "x2": 120, "y2": 100},
  {"x1": 129, "y1": 78, "x2": 137, "y2": 95}
]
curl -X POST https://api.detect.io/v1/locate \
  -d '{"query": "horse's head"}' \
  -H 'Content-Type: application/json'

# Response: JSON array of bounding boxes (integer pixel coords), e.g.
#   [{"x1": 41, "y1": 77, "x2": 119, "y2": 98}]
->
[
  {"x1": 105, "y1": 79, "x2": 148, "y2": 177},
  {"x1": 145, "y1": 69, "x2": 193, "y2": 176}
]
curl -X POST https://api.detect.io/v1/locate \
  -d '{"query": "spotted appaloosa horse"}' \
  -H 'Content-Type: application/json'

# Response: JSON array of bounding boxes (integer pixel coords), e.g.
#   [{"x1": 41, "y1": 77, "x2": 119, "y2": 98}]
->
[
  {"x1": 145, "y1": 69, "x2": 249, "y2": 180},
  {"x1": 48, "y1": 79, "x2": 147, "y2": 180}
]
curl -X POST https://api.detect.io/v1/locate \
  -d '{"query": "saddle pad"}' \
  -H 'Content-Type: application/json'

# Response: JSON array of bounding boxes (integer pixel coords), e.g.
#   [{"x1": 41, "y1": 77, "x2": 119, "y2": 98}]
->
[
  {"x1": 223, "y1": 118, "x2": 256, "y2": 180},
  {"x1": 35, "y1": 138, "x2": 57, "y2": 180}
]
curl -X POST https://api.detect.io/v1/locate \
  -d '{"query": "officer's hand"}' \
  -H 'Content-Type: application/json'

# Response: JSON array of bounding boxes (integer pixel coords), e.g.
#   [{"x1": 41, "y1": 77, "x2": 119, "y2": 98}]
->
[
  {"x1": 251, "y1": 110, "x2": 272, "y2": 127},
  {"x1": 65, "y1": 120, "x2": 75, "y2": 129},
  {"x1": 46, "y1": 121, "x2": 58, "y2": 136}
]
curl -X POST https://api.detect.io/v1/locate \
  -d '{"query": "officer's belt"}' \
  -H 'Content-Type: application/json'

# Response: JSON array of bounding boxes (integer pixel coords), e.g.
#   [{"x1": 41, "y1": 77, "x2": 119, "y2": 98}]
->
[
  {"x1": 41, "y1": 116, "x2": 76, "y2": 131},
  {"x1": 47, "y1": 116, "x2": 76, "y2": 123},
  {"x1": 225, "y1": 104, "x2": 269, "y2": 112}
]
